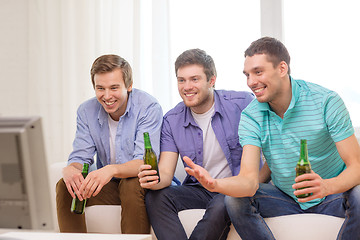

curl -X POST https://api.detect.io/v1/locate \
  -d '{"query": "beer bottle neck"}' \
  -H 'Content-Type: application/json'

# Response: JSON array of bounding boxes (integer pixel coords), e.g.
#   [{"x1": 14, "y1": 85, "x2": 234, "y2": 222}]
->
[
  {"x1": 143, "y1": 132, "x2": 152, "y2": 149},
  {"x1": 299, "y1": 139, "x2": 309, "y2": 163},
  {"x1": 82, "y1": 163, "x2": 89, "y2": 174}
]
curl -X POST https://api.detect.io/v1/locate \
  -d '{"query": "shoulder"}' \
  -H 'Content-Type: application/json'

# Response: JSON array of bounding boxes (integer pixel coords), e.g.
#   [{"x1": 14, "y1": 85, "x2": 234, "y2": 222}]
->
[
  {"x1": 296, "y1": 79, "x2": 333, "y2": 97},
  {"x1": 295, "y1": 79, "x2": 339, "y2": 105},
  {"x1": 215, "y1": 89, "x2": 254, "y2": 100},
  {"x1": 130, "y1": 88, "x2": 160, "y2": 106},
  {"x1": 163, "y1": 101, "x2": 186, "y2": 120},
  {"x1": 77, "y1": 97, "x2": 101, "y2": 114},
  {"x1": 215, "y1": 89, "x2": 255, "y2": 110}
]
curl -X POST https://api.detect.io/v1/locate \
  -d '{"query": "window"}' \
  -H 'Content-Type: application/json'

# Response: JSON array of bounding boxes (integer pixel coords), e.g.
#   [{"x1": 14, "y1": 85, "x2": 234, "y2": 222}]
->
[
  {"x1": 284, "y1": 0, "x2": 360, "y2": 126},
  {"x1": 169, "y1": 0, "x2": 261, "y2": 105}
]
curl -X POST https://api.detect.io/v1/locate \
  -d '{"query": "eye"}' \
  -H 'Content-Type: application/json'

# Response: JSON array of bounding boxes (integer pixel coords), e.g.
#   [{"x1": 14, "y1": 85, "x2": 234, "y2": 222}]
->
[
  {"x1": 177, "y1": 78, "x2": 185, "y2": 83},
  {"x1": 96, "y1": 87, "x2": 104, "y2": 90}
]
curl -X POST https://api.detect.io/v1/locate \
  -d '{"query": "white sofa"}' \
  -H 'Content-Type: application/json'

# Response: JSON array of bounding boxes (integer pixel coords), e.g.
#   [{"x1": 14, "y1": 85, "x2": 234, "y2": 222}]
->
[
  {"x1": 49, "y1": 128, "x2": 360, "y2": 239},
  {"x1": 49, "y1": 162, "x2": 345, "y2": 240}
]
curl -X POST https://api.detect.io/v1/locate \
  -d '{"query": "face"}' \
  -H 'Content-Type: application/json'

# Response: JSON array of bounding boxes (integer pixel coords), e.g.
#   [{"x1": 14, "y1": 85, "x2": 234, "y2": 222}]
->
[
  {"x1": 177, "y1": 64, "x2": 215, "y2": 114},
  {"x1": 243, "y1": 54, "x2": 286, "y2": 104},
  {"x1": 94, "y1": 68, "x2": 132, "y2": 121}
]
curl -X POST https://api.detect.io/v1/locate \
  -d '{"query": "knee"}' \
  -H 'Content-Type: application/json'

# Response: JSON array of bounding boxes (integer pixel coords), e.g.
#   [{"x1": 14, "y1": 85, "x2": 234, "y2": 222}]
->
[
  {"x1": 209, "y1": 194, "x2": 227, "y2": 214},
  {"x1": 56, "y1": 178, "x2": 68, "y2": 196},
  {"x1": 224, "y1": 195, "x2": 250, "y2": 216},
  {"x1": 145, "y1": 188, "x2": 167, "y2": 208},
  {"x1": 145, "y1": 187, "x2": 176, "y2": 211},
  {"x1": 348, "y1": 185, "x2": 360, "y2": 208},
  {"x1": 120, "y1": 177, "x2": 145, "y2": 196}
]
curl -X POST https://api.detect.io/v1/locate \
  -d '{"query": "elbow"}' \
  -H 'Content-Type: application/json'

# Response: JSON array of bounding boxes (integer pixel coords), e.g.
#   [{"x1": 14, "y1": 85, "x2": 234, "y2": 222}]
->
[{"x1": 245, "y1": 182, "x2": 259, "y2": 197}]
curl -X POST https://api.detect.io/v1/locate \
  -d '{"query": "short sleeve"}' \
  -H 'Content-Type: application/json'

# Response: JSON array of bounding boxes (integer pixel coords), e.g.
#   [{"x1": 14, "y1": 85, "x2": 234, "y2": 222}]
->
[{"x1": 323, "y1": 92, "x2": 354, "y2": 142}]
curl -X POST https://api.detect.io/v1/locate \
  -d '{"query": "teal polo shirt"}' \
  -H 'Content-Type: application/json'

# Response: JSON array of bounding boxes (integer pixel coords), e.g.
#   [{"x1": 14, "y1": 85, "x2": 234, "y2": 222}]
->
[{"x1": 238, "y1": 77, "x2": 354, "y2": 209}]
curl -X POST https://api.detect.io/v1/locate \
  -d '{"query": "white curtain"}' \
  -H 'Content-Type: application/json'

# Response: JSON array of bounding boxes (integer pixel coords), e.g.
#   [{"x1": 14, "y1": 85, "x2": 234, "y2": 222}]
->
[{"x1": 26, "y1": 0, "x2": 171, "y2": 164}]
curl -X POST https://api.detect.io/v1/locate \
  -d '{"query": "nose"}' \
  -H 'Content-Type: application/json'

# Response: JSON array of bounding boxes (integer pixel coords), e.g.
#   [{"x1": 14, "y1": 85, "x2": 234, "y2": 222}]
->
[
  {"x1": 247, "y1": 74, "x2": 258, "y2": 88},
  {"x1": 183, "y1": 80, "x2": 193, "y2": 91},
  {"x1": 104, "y1": 89, "x2": 111, "y2": 99}
]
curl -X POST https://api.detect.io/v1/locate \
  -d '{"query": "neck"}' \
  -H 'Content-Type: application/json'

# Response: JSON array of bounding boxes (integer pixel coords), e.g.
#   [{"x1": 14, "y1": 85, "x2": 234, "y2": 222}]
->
[{"x1": 269, "y1": 76, "x2": 292, "y2": 118}]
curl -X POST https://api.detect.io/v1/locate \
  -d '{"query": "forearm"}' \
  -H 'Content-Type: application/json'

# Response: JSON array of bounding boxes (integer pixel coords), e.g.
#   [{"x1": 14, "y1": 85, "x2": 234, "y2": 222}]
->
[
  {"x1": 324, "y1": 163, "x2": 360, "y2": 195},
  {"x1": 150, "y1": 169, "x2": 173, "y2": 190},
  {"x1": 110, "y1": 159, "x2": 144, "y2": 179},
  {"x1": 215, "y1": 175, "x2": 259, "y2": 197}
]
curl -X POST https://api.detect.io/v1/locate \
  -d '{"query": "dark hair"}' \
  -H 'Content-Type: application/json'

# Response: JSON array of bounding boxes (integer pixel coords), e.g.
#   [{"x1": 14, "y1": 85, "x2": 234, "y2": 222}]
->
[
  {"x1": 175, "y1": 49, "x2": 217, "y2": 81},
  {"x1": 245, "y1": 37, "x2": 291, "y2": 74},
  {"x1": 90, "y1": 54, "x2": 133, "y2": 88}
]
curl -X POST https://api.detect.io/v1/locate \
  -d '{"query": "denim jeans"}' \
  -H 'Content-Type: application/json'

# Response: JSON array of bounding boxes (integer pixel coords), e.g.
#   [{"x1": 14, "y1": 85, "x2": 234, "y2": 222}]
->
[
  {"x1": 224, "y1": 183, "x2": 360, "y2": 240},
  {"x1": 146, "y1": 185, "x2": 231, "y2": 240}
]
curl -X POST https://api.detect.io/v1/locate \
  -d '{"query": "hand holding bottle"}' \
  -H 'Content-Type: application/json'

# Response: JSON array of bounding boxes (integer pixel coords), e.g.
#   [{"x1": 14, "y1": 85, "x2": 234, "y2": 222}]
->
[
  {"x1": 139, "y1": 132, "x2": 161, "y2": 188},
  {"x1": 62, "y1": 163, "x2": 86, "y2": 200},
  {"x1": 138, "y1": 164, "x2": 160, "y2": 188},
  {"x1": 293, "y1": 170, "x2": 330, "y2": 202}
]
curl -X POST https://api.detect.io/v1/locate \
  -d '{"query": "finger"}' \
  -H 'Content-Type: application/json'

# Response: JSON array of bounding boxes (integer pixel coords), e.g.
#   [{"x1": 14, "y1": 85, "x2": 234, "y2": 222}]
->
[
  {"x1": 184, "y1": 167, "x2": 195, "y2": 176},
  {"x1": 139, "y1": 175, "x2": 159, "y2": 184},
  {"x1": 193, "y1": 169, "x2": 204, "y2": 180},
  {"x1": 140, "y1": 180, "x2": 159, "y2": 189},
  {"x1": 139, "y1": 170, "x2": 158, "y2": 178},
  {"x1": 83, "y1": 181, "x2": 96, "y2": 199},
  {"x1": 296, "y1": 192, "x2": 318, "y2": 202},
  {"x1": 183, "y1": 156, "x2": 196, "y2": 168},
  {"x1": 293, "y1": 186, "x2": 315, "y2": 199},
  {"x1": 65, "y1": 182, "x2": 76, "y2": 199},
  {"x1": 71, "y1": 181, "x2": 84, "y2": 201},
  {"x1": 92, "y1": 183, "x2": 103, "y2": 197},
  {"x1": 139, "y1": 164, "x2": 152, "y2": 171}
]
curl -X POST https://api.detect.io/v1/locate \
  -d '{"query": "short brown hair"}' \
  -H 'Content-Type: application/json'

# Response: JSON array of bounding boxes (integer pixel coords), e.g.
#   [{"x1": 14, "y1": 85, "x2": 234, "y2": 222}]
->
[
  {"x1": 175, "y1": 49, "x2": 217, "y2": 81},
  {"x1": 245, "y1": 37, "x2": 291, "y2": 74},
  {"x1": 90, "y1": 54, "x2": 133, "y2": 88}
]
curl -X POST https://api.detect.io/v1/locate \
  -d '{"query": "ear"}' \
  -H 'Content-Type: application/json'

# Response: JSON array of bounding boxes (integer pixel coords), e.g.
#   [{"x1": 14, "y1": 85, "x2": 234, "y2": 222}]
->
[
  {"x1": 209, "y1": 75, "x2": 216, "y2": 88},
  {"x1": 127, "y1": 84, "x2": 133, "y2": 92},
  {"x1": 278, "y1": 61, "x2": 289, "y2": 77}
]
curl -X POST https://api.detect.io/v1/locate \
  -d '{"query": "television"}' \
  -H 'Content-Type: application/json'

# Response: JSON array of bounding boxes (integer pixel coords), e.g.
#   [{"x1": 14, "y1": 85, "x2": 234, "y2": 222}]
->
[{"x1": 0, "y1": 116, "x2": 54, "y2": 230}]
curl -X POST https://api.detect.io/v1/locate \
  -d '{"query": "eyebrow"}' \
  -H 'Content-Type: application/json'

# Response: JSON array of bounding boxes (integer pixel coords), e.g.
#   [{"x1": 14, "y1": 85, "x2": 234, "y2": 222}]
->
[
  {"x1": 243, "y1": 66, "x2": 262, "y2": 74},
  {"x1": 95, "y1": 84, "x2": 121, "y2": 88},
  {"x1": 177, "y1": 75, "x2": 201, "y2": 79}
]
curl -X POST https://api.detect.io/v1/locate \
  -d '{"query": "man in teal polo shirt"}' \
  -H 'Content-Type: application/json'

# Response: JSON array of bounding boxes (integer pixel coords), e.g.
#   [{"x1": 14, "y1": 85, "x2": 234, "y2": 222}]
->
[{"x1": 183, "y1": 37, "x2": 360, "y2": 240}]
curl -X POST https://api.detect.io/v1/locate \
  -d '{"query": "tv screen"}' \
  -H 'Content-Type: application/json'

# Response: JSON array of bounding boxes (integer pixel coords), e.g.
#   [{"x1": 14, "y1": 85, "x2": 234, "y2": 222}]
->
[{"x1": 0, "y1": 116, "x2": 54, "y2": 230}]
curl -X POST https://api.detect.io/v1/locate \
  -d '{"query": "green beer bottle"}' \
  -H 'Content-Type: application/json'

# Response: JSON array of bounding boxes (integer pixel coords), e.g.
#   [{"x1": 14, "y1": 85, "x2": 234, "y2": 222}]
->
[
  {"x1": 71, "y1": 163, "x2": 89, "y2": 214},
  {"x1": 143, "y1": 132, "x2": 160, "y2": 181},
  {"x1": 295, "y1": 139, "x2": 312, "y2": 198}
]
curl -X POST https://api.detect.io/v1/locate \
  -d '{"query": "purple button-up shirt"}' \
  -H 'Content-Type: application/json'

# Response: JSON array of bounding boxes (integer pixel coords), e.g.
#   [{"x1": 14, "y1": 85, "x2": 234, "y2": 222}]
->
[{"x1": 161, "y1": 90, "x2": 258, "y2": 184}]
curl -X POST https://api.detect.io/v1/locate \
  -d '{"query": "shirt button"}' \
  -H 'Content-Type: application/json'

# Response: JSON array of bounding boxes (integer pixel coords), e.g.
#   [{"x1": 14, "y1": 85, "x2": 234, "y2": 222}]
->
[
  {"x1": 198, "y1": 151, "x2": 201, "y2": 154},
  {"x1": 198, "y1": 132, "x2": 201, "y2": 136}
]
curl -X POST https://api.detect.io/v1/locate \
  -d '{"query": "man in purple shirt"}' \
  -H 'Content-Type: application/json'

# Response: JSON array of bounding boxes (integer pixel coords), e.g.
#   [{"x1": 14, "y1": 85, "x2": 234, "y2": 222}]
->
[{"x1": 138, "y1": 49, "x2": 266, "y2": 240}]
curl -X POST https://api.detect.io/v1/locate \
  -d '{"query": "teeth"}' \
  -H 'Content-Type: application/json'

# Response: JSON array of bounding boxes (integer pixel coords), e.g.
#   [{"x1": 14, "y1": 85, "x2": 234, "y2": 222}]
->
[
  {"x1": 185, "y1": 93, "x2": 195, "y2": 97},
  {"x1": 254, "y1": 88, "x2": 264, "y2": 93},
  {"x1": 104, "y1": 101, "x2": 115, "y2": 106}
]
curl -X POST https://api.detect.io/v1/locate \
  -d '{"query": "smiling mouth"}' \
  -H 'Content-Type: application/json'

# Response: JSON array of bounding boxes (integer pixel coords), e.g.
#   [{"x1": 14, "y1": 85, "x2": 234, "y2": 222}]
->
[
  {"x1": 254, "y1": 87, "x2": 265, "y2": 93},
  {"x1": 184, "y1": 93, "x2": 196, "y2": 97},
  {"x1": 104, "y1": 100, "x2": 116, "y2": 106}
]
